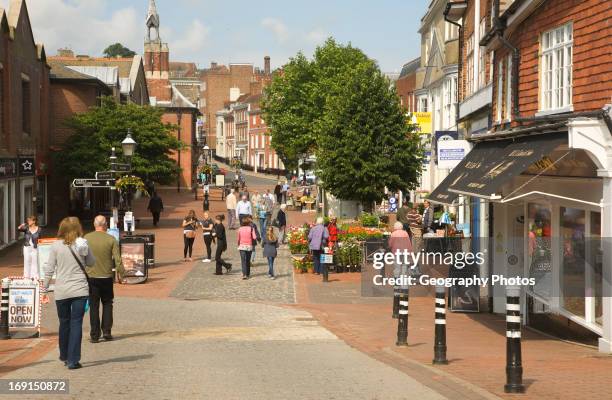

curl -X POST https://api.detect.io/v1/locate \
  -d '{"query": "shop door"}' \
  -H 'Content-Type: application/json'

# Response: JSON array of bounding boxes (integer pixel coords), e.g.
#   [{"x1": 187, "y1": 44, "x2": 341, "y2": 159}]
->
[{"x1": 526, "y1": 202, "x2": 553, "y2": 318}]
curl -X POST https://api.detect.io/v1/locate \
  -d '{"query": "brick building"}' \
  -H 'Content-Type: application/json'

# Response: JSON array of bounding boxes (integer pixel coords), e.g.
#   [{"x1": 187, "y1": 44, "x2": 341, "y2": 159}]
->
[
  {"x1": 433, "y1": 0, "x2": 612, "y2": 351},
  {"x1": 143, "y1": 0, "x2": 200, "y2": 190},
  {"x1": 0, "y1": 0, "x2": 50, "y2": 249},
  {"x1": 395, "y1": 57, "x2": 420, "y2": 113}
]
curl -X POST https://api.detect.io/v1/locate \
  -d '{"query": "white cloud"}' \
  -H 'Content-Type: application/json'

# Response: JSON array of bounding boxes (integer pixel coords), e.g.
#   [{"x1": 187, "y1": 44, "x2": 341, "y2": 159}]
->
[
  {"x1": 169, "y1": 19, "x2": 211, "y2": 61},
  {"x1": 4, "y1": 0, "x2": 143, "y2": 57},
  {"x1": 261, "y1": 17, "x2": 289, "y2": 43},
  {"x1": 305, "y1": 28, "x2": 328, "y2": 45}
]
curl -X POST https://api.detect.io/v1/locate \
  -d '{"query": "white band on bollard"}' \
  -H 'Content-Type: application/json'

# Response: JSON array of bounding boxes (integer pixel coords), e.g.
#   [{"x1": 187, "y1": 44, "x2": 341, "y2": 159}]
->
[
  {"x1": 435, "y1": 319, "x2": 446, "y2": 324},
  {"x1": 435, "y1": 307, "x2": 446, "y2": 313},
  {"x1": 399, "y1": 301, "x2": 409, "y2": 306},
  {"x1": 506, "y1": 304, "x2": 520, "y2": 311},
  {"x1": 506, "y1": 315, "x2": 521, "y2": 323},
  {"x1": 506, "y1": 331, "x2": 521, "y2": 338},
  {"x1": 399, "y1": 310, "x2": 408, "y2": 315},
  {"x1": 435, "y1": 299, "x2": 445, "y2": 305}
]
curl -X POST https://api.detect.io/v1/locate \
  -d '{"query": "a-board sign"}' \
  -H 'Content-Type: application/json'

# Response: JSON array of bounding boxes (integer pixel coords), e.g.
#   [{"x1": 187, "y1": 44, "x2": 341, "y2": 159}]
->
[{"x1": 8, "y1": 278, "x2": 41, "y2": 329}]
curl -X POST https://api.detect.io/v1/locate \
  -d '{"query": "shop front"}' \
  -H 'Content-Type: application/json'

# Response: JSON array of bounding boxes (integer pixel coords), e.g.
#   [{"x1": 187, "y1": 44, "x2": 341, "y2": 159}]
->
[
  {"x1": 427, "y1": 114, "x2": 612, "y2": 352},
  {"x1": 0, "y1": 158, "x2": 18, "y2": 249}
]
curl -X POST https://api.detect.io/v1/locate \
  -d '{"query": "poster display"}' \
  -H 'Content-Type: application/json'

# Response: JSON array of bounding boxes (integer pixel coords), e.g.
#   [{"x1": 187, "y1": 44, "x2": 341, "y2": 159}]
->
[
  {"x1": 8, "y1": 279, "x2": 41, "y2": 329},
  {"x1": 37, "y1": 238, "x2": 57, "y2": 289},
  {"x1": 120, "y1": 243, "x2": 146, "y2": 279}
]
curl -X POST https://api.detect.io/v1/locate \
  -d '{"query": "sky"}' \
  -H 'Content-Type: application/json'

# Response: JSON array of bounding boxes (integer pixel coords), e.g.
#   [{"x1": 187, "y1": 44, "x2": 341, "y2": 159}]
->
[{"x1": 7, "y1": 0, "x2": 430, "y2": 72}]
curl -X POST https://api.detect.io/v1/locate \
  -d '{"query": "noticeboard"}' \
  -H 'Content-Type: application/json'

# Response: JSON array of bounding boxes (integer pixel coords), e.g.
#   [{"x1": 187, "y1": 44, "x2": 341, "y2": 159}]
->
[
  {"x1": 215, "y1": 174, "x2": 225, "y2": 187},
  {"x1": 449, "y1": 264, "x2": 480, "y2": 312},
  {"x1": 37, "y1": 238, "x2": 57, "y2": 288},
  {"x1": 8, "y1": 279, "x2": 41, "y2": 329}
]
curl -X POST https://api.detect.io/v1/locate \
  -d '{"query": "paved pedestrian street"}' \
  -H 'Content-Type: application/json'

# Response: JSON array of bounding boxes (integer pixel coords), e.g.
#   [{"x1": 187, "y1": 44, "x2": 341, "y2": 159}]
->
[{"x1": 3, "y1": 295, "x2": 444, "y2": 400}]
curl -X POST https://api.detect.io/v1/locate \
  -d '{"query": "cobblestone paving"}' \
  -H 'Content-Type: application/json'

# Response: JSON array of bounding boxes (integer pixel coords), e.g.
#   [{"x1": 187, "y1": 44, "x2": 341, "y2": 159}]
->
[
  {"x1": 4, "y1": 297, "x2": 446, "y2": 400},
  {"x1": 171, "y1": 239, "x2": 296, "y2": 303}
]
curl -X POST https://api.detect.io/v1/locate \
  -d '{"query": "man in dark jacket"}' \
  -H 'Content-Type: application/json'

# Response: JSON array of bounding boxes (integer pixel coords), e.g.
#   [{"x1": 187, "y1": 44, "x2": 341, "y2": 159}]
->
[
  {"x1": 147, "y1": 192, "x2": 164, "y2": 227},
  {"x1": 422, "y1": 200, "x2": 434, "y2": 233}
]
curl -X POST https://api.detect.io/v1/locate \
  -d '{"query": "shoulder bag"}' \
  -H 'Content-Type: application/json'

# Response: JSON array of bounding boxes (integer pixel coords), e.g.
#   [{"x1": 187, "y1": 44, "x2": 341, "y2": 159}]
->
[{"x1": 68, "y1": 245, "x2": 91, "y2": 312}]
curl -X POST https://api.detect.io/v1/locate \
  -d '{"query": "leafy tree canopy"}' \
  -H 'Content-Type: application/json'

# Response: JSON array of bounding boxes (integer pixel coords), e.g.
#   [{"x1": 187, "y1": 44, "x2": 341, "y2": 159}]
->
[
  {"x1": 262, "y1": 38, "x2": 423, "y2": 205},
  {"x1": 54, "y1": 97, "x2": 181, "y2": 185},
  {"x1": 103, "y1": 43, "x2": 136, "y2": 58}
]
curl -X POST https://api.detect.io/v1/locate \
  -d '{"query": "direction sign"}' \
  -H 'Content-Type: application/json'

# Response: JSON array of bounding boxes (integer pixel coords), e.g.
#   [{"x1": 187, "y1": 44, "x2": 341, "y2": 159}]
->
[
  {"x1": 96, "y1": 171, "x2": 115, "y2": 180},
  {"x1": 72, "y1": 179, "x2": 114, "y2": 188},
  {"x1": 110, "y1": 163, "x2": 130, "y2": 172}
]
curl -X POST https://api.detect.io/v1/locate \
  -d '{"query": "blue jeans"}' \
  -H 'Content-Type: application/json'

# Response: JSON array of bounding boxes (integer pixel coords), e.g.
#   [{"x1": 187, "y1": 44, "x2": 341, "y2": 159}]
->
[
  {"x1": 251, "y1": 247, "x2": 256, "y2": 263},
  {"x1": 312, "y1": 250, "x2": 323, "y2": 274},
  {"x1": 267, "y1": 257, "x2": 276, "y2": 277},
  {"x1": 240, "y1": 250, "x2": 252, "y2": 277},
  {"x1": 56, "y1": 296, "x2": 88, "y2": 366},
  {"x1": 259, "y1": 218, "x2": 266, "y2": 238}
]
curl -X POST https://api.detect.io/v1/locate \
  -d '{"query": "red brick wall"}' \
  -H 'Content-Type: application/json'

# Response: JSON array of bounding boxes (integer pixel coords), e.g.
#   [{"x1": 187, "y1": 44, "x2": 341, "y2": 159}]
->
[
  {"x1": 49, "y1": 83, "x2": 98, "y2": 146},
  {"x1": 395, "y1": 73, "x2": 417, "y2": 112},
  {"x1": 162, "y1": 111, "x2": 196, "y2": 188},
  {"x1": 493, "y1": 0, "x2": 612, "y2": 120}
]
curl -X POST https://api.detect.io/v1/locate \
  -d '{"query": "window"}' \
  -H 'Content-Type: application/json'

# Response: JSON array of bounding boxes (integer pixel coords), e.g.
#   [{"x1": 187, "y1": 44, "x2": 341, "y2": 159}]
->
[
  {"x1": 541, "y1": 23, "x2": 573, "y2": 111},
  {"x1": 506, "y1": 55, "x2": 513, "y2": 120},
  {"x1": 0, "y1": 69, "x2": 3, "y2": 146},
  {"x1": 418, "y1": 96, "x2": 428, "y2": 112},
  {"x1": 496, "y1": 60, "x2": 503, "y2": 122},
  {"x1": 466, "y1": 34, "x2": 474, "y2": 96},
  {"x1": 478, "y1": 19, "x2": 487, "y2": 90},
  {"x1": 444, "y1": 22, "x2": 459, "y2": 41},
  {"x1": 22, "y1": 79, "x2": 31, "y2": 135}
]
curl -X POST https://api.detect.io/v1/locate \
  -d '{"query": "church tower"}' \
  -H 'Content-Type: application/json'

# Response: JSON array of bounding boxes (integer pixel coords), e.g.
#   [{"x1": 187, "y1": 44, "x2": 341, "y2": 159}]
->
[{"x1": 144, "y1": 0, "x2": 169, "y2": 79}]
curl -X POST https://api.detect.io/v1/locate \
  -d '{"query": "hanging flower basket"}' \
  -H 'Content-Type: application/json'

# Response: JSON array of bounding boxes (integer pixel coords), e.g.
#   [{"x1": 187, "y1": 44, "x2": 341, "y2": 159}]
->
[
  {"x1": 198, "y1": 165, "x2": 213, "y2": 175},
  {"x1": 115, "y1": 175, "x2": 149, "y2": 196}
]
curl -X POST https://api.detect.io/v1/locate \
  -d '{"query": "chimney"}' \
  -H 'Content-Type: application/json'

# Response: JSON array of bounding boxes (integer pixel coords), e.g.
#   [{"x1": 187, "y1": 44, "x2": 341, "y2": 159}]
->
[
  {"x1": 211, "y1": 61, "x2": 218, "y2": 69},
  {"x1": 264, "y1": 56, "x2": 271, "y2": 75},
  {"x1": 57, "y1": 48, "x2": 74, "y2": 57}
]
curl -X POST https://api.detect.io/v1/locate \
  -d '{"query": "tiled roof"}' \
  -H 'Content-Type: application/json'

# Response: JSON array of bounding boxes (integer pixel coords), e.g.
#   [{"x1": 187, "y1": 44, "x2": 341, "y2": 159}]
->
[
  {"x1": 48, "y1": 61, "x2": 102, "y2": 81},
  {"x1": 173, "y1": 85, "x2": 199, "y2": 104},
  {"x1": 399, "y1": 57, "x2": 421, "y2": 78}
]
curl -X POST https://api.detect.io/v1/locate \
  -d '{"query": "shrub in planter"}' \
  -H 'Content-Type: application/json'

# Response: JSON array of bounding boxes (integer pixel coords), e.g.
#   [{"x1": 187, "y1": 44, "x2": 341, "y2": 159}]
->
[{"x1": 359, "y1": 212, "x2": 379, "y2": 227}]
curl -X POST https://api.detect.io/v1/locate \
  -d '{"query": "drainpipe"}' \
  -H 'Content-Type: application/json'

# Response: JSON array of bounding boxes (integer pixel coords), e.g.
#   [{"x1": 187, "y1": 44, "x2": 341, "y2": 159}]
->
[
  {"x1": 444, "y1": 13, "x2": 463, "y2": 128},
  {"x1": 491, "y1": 0, "x2": 520, "y2": 119}
]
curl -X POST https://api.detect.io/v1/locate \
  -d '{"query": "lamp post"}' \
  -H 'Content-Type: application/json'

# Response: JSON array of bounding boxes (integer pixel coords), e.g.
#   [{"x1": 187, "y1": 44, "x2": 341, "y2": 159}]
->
[{"x1": 121, "y1": 129, "x2": 137, "y2": 212}]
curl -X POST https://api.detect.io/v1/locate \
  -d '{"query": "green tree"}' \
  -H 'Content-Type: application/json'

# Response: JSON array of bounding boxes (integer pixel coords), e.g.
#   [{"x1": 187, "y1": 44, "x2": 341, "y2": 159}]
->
[
  {"x1": 54, "y1": 97, "x2": 181, "y2": 184},
  {"x1": 103, "y1": 43, "x2": 136, "y2": 58},
  {"x1": 316, "y1": 61, "x2": 422, "y2": 207},
  {"x1": 263, "y1": 38, "x2": 422, "y2": 206}
]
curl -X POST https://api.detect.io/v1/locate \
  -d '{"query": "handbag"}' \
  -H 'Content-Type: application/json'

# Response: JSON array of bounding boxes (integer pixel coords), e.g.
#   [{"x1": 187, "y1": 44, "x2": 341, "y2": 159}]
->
[
  {"x1": 185, "y1": 230, "x2": 196, "y2": 239},
  {"x1": 68, "y1": 245, "x2": 91, "y2": 312}
]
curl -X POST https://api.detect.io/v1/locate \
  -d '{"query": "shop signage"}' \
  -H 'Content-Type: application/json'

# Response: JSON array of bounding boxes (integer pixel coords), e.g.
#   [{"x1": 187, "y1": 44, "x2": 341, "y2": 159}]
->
[
  {"x1": 72, "y1": 179, "x2": 114, "y2": 188},
  {"x1": 8, "y1": 279, "x2": 41, "y2": 329},
  {"x1": 412, "y1": 112, "x2": 432, "y2": 134},
  {"x1": 110, "y1": 163, "x2": 130, "y2": 172},
  {"x1": 18, "y1": 157, "x2": 35, "y2": 176},
  {"x1": 438, "y1": 140, "x2": 471, "y2": 169},
  {"x1": 95, "y1": 171, "x2": 114, "y2": 180},
  {"x1": 0, "y1": 158, "x2": 17, "y2": 179}
]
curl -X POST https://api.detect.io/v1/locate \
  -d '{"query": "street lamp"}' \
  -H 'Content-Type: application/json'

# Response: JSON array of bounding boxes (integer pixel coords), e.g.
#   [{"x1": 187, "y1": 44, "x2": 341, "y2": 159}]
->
[{"x1": 121, "y1": 129, "x2": 137, "y2": 158}]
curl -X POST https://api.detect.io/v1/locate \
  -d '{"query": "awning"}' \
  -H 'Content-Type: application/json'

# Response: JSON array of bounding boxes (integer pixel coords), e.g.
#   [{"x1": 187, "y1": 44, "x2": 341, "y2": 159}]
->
[{"x1": 428, "y1": 132, "x2": 567, "y2": 204}]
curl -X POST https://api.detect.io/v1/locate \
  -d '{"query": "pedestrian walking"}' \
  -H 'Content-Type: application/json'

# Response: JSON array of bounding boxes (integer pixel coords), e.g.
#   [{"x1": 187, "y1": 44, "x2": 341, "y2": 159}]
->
[
  {"x1": 18, "y1": 215, "x2": 42, "y2": 279},
  {"x1": 263, "y1": 226, "x2": 279, "y2": 279},
  {"x1": 236, "y1": 194, "x2": 252, "y2": 224},
  {"x1": 275, "y1": 204, "x2": 287, "y2": 244},
  {"x1": 263, "y1": 192, "x2": 274, "y2": 226},
  {"x1": 182, "y1": 210, "x2": 199, "y2": 262},
  {"x1": 274, "y1": 181, "x2": 282, "y2": 204},
  {"x1": 250, "y1": 220, "x2": 262, "y2": 264},
  {"x1": 147, "y1": 192, "x2": 164, "y2": 227},
  {"x1": 226, "y1": 189, "x2": 237, "y2": 229},
  {"x1": 422, "y1": 200, "x2": 434, "y2": 233},
  {"x1": 203, "y1": 191, "x2": 210, "y2": 212},
  {"x1": 308, "y1": 217, "x2": 329, "y2": 275},
  {"x1": 200, "y1": 211, "x2": 214, "y2": 263},
  {"x1": 396, "y1": 201, "x2": 410, "y2": 233},
  {"x1": 84, "y1": 216, "x2": 125, "y2": 343},
  {"x1": 281, "y1": 180, "x2": 290, "y2": 203},
  {"x1": 257, "y1": 197, "x2": 267, "y2": 237},
  {"x1": 212, "y1": 215, "x2": 232, "y2": 275},
  {"x1": 237, "y1": 216, "x2": 257, "y2": 279},
  {"x1": 407, "y1": 203, "x2": 421, "y2": 232},
  {"x1": 42, "y1": 217, "x2": 95, "y2": 370}
]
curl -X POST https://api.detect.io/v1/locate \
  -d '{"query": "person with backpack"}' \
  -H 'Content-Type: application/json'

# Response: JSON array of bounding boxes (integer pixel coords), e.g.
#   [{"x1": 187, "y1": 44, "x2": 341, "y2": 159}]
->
[
  {"x1": 263, "y1": 226, "x2": 279, "y2": 279},
  {"x1": 237, "y1": 217, "x2": 257, "y2": 280}
]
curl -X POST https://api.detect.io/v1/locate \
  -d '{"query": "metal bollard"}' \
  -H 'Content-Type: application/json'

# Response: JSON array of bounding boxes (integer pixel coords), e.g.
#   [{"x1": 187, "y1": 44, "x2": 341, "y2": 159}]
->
[
  {"x1": 395, "y1": 292, "x2": 409, "y2": 346},
  {"x1": 1, "y1": 278, "x2": 10, "y2": 340},
  {"x1": 504, "y1": 285, "x2": 524, "y2": 394},
  {"x1": 433, "y1": 285, "x2": 448, "y2": 364},
  {"x1": 392, "y1": 289, "x2": 400, "y2": 318}
]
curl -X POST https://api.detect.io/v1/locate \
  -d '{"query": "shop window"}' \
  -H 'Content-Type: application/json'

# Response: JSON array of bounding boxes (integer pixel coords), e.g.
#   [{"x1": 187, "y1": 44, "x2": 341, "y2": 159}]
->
[
  {"x1": 540, "y1": 23, "x2": 573, "y2": 112},
  {"x1": 588, "y1": 211, "x2": 603, "y2": 326},
  {"x1": 527, "y1": 203, "x2": 552, "y2": 302},
  {"x1": 560, "y1": 207, "x2": 586, "y2": 318},
  {"x1": 22, "y1": 79, "x2": 31, "y2": 135}
]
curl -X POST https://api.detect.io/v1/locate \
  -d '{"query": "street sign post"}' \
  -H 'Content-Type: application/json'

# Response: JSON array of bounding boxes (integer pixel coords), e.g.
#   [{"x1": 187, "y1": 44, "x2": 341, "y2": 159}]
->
[
  {"x1": 72, "y1": 179, "x2": 114, "y2": 188},
  {"x1": 95, "y1": 171, "x2": 114, "y2": 180}
]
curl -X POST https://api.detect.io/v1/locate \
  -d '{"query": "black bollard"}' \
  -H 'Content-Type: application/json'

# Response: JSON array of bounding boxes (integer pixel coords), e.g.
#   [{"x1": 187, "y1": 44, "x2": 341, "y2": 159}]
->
[
  {"x1": 395, "y1": 292, "x2": 409, "y2": 346},
  {"x1": 504, "y1": 285, "x2": 524, "y2": 394},
  {"x1": 432, "y1": 285, "x2": 448, "y2": 364},
  {"x1": 0, "y1": 278, "x2": 10, "y2": 340},
  {"x1": 392, "y1": 288, "x2": 400, "y2": 319},
  {"x1": 322, "y1": 263, "x2": 329, "y2": 282}
]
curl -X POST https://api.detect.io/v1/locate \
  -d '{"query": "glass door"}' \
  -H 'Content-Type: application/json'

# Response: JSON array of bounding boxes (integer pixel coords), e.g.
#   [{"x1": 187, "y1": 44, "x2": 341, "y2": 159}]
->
[
  {"x1": 560, "y1": 207, "x2": 586, "y2": 318},
  {"x1": 587, "y1": 211, "x2": 602, "y2": 326}
]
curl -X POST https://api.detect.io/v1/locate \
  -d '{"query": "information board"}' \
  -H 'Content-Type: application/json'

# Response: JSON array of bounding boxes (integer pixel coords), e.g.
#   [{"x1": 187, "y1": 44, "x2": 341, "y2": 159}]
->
[{"x1": 8, "y1": 279, "x2": 40, "y2": 329}]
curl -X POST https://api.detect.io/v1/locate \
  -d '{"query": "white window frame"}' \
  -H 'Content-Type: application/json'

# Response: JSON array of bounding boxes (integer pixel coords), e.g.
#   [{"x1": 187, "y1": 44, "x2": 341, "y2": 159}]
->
[
  {"x1": 478, "y1": 19, "x2": 487, "y2": 90},
  {"x1": 496, "y1": 60, "x2": 503, "y2": 123},
  {"x1": 506, "y1": 55, "x2": 513, "y2": 121},
  {"x1": 466, "y1": 33, "x2": 475, "y2": 96},
  {"x1": 539, "y1": 23, "x2": 573, "y2": 113}
]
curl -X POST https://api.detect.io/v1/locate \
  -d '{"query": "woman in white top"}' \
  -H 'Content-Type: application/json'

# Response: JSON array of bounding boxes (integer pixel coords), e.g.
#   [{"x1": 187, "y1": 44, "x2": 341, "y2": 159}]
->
[{"x1": 18, "y1": 215, "x2": 42, "y2": 279}]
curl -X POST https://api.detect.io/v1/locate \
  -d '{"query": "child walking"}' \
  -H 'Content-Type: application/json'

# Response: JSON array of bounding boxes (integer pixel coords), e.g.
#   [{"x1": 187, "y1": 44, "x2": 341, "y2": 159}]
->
[{"x1": 262, "y1": 226, "x2": 279, "y2": 279}]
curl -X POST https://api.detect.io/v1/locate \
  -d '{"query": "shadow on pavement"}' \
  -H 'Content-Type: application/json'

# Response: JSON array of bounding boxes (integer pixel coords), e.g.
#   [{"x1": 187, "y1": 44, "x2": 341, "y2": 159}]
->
[{"x1": 83, "y1": 353, "x2": 154, "y2": 367}]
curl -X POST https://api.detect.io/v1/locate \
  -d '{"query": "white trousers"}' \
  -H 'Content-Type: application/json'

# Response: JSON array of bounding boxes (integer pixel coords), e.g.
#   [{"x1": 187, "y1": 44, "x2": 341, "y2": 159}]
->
[{"x1": 23, "y1": 246, "x2": 39, "y2": 279}]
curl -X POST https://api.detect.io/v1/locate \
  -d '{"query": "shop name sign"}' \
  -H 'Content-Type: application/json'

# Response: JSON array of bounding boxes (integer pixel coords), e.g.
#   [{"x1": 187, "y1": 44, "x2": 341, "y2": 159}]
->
[{"x1": 438, "y1": 140, "x2": 471, "y2": 169}]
